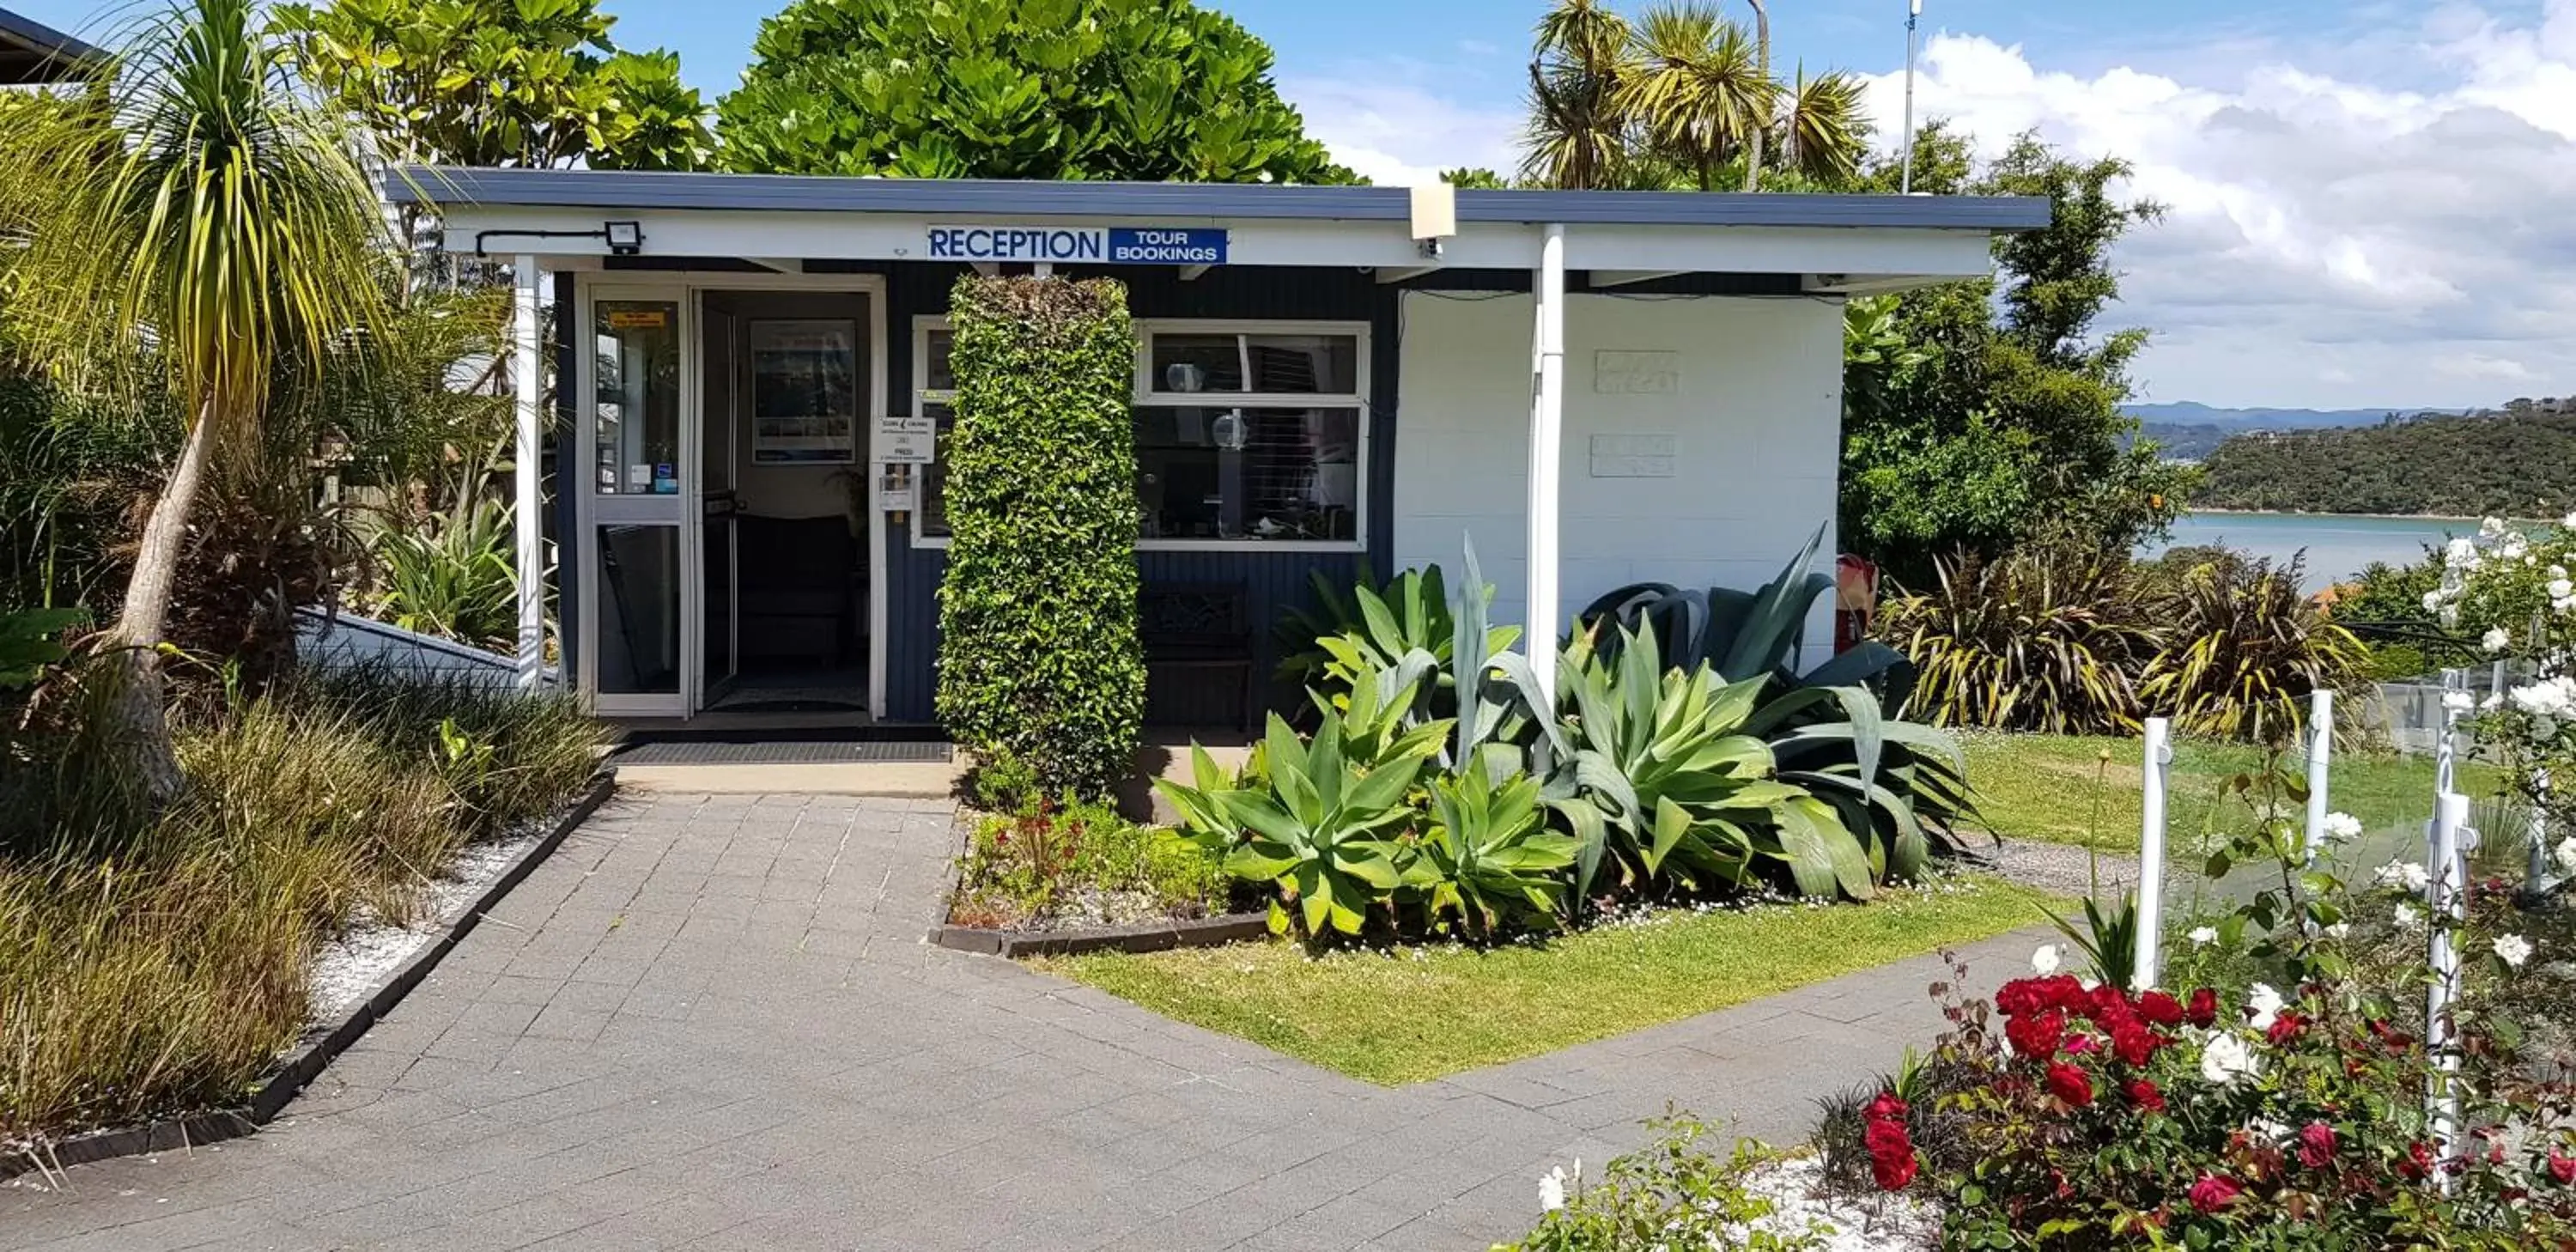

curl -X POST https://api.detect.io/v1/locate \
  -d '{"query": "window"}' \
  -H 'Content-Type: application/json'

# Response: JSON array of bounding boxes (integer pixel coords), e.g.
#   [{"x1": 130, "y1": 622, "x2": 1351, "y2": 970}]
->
[{"x1": 914, "y1": 320, "x2": 1368, "y2": 549}]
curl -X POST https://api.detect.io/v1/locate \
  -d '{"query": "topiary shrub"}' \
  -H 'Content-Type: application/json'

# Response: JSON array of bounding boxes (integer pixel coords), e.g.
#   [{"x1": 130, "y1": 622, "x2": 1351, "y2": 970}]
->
[{"x1": 935, "y1": 276, "x2": 1145, "y2": 800}]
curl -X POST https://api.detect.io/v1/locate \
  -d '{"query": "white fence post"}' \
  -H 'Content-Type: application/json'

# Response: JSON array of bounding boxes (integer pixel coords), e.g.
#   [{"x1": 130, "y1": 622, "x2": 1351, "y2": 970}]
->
[
  {"x1": 2426, "y1": 790, "x2": 2470, "y2": 1186},
  {"x1": 2302, "y1": 689, "x2": 2334, "y2": 861},
  {"x1": 2533, "y1": 768, "x2": 2556, "y2": 896},
  {"x1": 2136, "y1": 717, "x2": 2172, "y2": 990},
  {"x1": 2434, "y1": 669, "x2": 2464, "y2": 798}
]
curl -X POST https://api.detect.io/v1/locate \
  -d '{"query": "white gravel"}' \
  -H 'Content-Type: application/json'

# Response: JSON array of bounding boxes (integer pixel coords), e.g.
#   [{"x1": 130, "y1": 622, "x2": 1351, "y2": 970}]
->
[
  {"x1": 304, "y1": 825, "x2": 545, "y2": 1028},
  {"x1": 1744, "y1": 1155, "x2": 1941, "y2": 1251}
]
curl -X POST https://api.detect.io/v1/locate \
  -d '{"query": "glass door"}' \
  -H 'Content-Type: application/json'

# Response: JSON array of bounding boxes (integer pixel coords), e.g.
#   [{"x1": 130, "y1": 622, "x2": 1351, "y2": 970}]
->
[
  {"x1": 699, "y1": 299, "x2": 742, "y2": 708},
  {"x1": 579, "y1": 288, "x2": 695, "y2": 717}
]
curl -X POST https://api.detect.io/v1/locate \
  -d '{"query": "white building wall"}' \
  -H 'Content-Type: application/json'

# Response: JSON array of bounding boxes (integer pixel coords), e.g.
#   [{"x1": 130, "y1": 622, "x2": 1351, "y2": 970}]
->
[{"x1": 1392, "y1": 290, "x2": 1844, "y2": 666}]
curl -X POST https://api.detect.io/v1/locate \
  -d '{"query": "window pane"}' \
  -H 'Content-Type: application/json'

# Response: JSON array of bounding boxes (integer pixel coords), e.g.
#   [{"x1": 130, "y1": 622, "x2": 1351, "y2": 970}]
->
[
  {"x1": 1148, "y1": 334, "x2": 1242, "y2": 393},
  {"x1": 919, "y1": 399, "x2": 954, "y2": 538},
  {"x1": 923, "y1": 328, "x2": 955, "y2": 392},
  {"x1": 1136, "y1": 406, "x2": 1358, "y2": 542},
  {"x1": 595, "y1": 524, "x2": 681, "y2": 694},
  {"x1": 1245, "y1": 335, "x2": 1358, "y2": 395},
  {"x1": 592, "y1": 301, "x2": 682, "y2": 495}
]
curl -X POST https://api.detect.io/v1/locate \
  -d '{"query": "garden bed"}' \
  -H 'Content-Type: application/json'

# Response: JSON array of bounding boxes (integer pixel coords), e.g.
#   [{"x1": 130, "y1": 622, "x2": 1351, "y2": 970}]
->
[{"x1": 934, "y1": 797, "x2": 1261, "y2": 957}]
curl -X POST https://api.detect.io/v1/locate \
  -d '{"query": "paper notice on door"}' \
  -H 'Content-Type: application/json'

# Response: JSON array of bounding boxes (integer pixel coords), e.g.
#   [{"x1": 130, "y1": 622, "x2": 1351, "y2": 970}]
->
[{"x1": 627, "y1": 464, "x2": 653, "y2": 489}]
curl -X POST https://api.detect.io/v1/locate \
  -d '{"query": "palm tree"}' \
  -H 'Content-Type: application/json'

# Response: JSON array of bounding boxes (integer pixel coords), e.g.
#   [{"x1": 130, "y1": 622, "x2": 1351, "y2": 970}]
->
[
  {"x1": 1618, "y1": 3, "x2": 1771, "y2": 193},
  {"x1": 1741, "y1": 0, "x2": 1769, "y2": 191},
  {"x1": 1523, "y1": 0, "x2": 1633, "y2": 190},
  {"x1": 3, "y1": 0, "x2": 390, "y2": 804},
  {"x1": 1776, "y1": 67, "x2": 1868, "y2": 186}
]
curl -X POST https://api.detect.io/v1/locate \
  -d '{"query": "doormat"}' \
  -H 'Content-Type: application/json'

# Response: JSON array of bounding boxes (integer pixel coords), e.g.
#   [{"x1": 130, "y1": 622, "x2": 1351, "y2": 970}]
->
[
  {"x1": 704, "y1": 698, "x2": 872, "y2": 714},
  {"x1": 611, "y1": 740, "x2": 954, "y2": 766}
]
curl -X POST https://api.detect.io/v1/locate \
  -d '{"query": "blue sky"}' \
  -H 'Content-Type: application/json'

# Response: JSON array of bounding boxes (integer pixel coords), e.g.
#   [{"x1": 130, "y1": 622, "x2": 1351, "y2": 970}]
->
[{"x1": 14, "y1": 1, "x2": 2574, "y2": 410}]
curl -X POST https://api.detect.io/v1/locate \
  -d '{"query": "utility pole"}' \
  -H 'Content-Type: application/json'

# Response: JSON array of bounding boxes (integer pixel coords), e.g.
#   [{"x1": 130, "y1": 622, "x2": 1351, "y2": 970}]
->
[{"x1": 1900, "y1": 0, "x2": 1922, "y2": 193}]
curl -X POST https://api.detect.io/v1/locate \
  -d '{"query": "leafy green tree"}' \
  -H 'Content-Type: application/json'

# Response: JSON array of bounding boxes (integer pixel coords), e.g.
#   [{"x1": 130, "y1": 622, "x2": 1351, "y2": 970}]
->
[
  {"x1": 716, "y1": 0, "x2": 1353, "y2": 183},
  {"x1": 1, "y1": 0, "x2": 392, "y2": 805},
  {"x1": 1842, "y1": 129, "x2": 2196, "y2": 585},
  {"x1": 276, "y1": 0, "x2": 707, "y2": 171}
]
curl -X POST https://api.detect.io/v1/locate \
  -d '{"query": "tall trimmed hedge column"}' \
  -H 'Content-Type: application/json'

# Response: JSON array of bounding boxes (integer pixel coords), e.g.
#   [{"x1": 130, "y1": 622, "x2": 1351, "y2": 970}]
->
[{"x1": 935, "y1": 276, "x2": 1145, "y2": 799}]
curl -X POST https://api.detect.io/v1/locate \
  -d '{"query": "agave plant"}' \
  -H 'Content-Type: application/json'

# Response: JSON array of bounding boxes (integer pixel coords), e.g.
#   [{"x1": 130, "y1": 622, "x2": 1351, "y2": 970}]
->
[
  {"x1": 1414, "y1": 766, "x2": 1580, "y2": 936},
  {"x1": 1579, "y1": 523, "x2": 1912, "y2": 696},
  {"x1": 365, "y1": 498, "x2": 517, "y2": 650},
  {"x1": 1157, "y1": 708, "x2": 1445, "y2": 939},
  {"x1": 1275, "y1": 562, "x2": 1519, "y2": 714}
]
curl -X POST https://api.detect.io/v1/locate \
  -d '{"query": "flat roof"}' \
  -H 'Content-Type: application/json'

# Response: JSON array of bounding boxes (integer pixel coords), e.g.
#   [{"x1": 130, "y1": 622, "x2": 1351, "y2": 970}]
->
[
  {"x1": 392, "y1": 166, "x2": 2051, "y2": 232},
  {"x1": 0, "y1": 7, "x2": 101, "y2": 85}
]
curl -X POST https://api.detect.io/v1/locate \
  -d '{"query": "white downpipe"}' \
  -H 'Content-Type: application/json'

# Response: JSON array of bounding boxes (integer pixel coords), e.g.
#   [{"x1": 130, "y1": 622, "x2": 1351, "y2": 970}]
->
[
  {"x1": 2301, "y1": 689, "x2": 2334, "y2": 861},
  {"x1": 512, "y1": 255, "x2": 546, "y2": 691},
  {"x1": 1526, "y1": 225, "x2": 1567, "y2": 717},
  {"x1": 2426, "y1": 789, "x2": 2470, "y2": 1185},
  {"x1": 2136, "y1": 716, "x2": 2172, "y2": 989}
]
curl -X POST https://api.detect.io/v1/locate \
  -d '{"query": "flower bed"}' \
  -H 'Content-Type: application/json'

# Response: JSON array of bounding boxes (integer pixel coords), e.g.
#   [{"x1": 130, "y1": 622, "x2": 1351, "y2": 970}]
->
[{"x1": 941, "y1": 796, "x2": 1247, "y2": 934}]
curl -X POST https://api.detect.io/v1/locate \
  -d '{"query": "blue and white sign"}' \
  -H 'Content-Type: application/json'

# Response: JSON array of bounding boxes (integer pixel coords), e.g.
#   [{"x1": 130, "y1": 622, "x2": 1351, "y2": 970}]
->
[{"x1": 926, "y1": 226, "x2": 1229, "y2": 266}]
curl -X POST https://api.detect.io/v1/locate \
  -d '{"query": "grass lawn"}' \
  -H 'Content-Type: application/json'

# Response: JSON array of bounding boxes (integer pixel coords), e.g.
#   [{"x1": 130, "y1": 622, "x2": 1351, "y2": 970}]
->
[
  {"x1": 1030, "y1": 875, "x2": 2051, "y2": 1085},
  {"x1": 1960, "y1": 732, "x2": 2492, "y2": 854}
]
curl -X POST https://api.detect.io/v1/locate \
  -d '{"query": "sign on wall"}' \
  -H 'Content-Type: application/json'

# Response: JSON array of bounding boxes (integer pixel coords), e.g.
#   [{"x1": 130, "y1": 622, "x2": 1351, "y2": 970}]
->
[
  {"x1": 875, "y1": 416, "x2": 936, "y2": 465},
  {"x1": 926, "y1": 226, "x2": 1230, "y2": 266},
  {"x1": 750, "y1": 319, "x2": 859, "y2": 464}
]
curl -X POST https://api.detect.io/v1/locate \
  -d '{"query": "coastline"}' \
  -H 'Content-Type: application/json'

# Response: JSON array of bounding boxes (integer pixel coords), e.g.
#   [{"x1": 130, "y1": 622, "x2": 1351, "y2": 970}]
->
[{"x1": 2180, "y1": 507, "x2": 2488, "y2": 523}]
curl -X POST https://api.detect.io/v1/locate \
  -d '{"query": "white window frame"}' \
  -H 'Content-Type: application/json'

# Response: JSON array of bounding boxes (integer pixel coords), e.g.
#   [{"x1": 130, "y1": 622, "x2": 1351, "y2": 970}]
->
[{"x1": 910, "y1": 317, "x2": 1371, "y2": 553}]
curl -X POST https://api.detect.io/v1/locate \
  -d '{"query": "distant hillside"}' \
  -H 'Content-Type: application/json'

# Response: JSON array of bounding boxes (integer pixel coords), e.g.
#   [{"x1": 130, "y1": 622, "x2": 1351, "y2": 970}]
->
[
  {"x1": 2194, "y1": 398, "x2": 2576, "y2": 515},
  {"x1": 2125, "y1": 402, "x2": 2430, "y2": 431}
]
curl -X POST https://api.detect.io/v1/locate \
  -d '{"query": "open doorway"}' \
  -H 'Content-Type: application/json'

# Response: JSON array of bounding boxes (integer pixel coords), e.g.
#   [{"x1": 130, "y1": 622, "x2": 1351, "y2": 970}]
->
[{"x1": 696, "y1": 288, "x2": 873, "y2": 717}]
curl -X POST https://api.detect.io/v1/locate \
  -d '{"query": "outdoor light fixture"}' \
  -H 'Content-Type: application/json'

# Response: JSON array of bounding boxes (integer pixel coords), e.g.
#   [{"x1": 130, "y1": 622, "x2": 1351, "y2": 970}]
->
[
  {"x1": 1212, "y1": 410, "x2": 1249, "y2": 451},
  {"x1": 604, "y1": 221, "x2": 644, "y2": 255}
]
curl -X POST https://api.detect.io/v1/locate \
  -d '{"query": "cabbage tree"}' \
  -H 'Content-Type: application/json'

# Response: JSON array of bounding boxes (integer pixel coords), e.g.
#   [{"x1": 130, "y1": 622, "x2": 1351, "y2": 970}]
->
[{"x1": 3, "y1": 0, "x2": 391, "y2": 804}]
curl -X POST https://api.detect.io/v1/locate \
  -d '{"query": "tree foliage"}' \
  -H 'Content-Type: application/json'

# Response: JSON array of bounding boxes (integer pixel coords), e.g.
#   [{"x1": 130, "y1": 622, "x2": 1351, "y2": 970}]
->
[
  {"x1": 1520, "y1": 0, "x2": 1867, "y2": 192},
  {"x1": 2194, "y1": 401, "x2": 2576, "y2": 517},
  {"x1": 716, "y1": 0, "x2": 1353, "y2": 183},
  {"x1": 1842, "y1": 126, "x2": 2197, "y2": 586},
  {"x1": 935, "y1": 277, "x2": 1146, "y2": 801},
  {"x1": 276, "y1": 0, "x2": 708, "y2": 171}
]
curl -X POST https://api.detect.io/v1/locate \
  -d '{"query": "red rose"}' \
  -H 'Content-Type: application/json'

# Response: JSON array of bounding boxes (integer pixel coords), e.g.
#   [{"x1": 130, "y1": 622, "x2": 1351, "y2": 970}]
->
[
  {"x1": 2136, "y1": 990, "x2": 2185, "y2": 1027},
  {"x1": 1996, "y1": 978, "x2": 2044, "y2": 1017},
  {"x1": 2008, "y1": 1008, "x2": 2068, "y2": 1060},
  {"x1": 1866, "y1": 1091, "x2": 1909, "y2": 1121},
  {"x1": 2045, "y1": 1061, "x2": 2094, "y2": 1107},
  {"x1": 2189, "y1": 1174, "x2": 2243, "y2": 1213},
  {"x1": 1871, "y1": 1148, "x2": 1919, "y2": 1191},
  {"x1": 2111, "y1": 1018, "x2": 2166, "y2": 1067},
  {"x1": 2185, "y1": 988, "x2": 2219, "y2": 1028},
  {"x1": 2087, "y1": 983, "x2": 2132, "y2": 1023},
  {"x1": 2125, "y1": 1079, "x2": 2166, "y2": 1113},
  {"x1": 2298, "y1": 1122, "x2": 2337, "y2": 1170},
  {"x1": 2400, "y1": 1142, "x2": 2435, "y2": 1181},
  {"x1": 2266, "y1": 1012, "x2": 2307, "y2": 1047},
  {"x1": 1864, "y1": 1116, "x2": 1918, "y2": 1192},
  {"x1": 2549, "y1": 1152, "x2": 2576, "y2": 1186},
  {"x1": 2065, "y1": 1032, "x2": 2099, "y2": 1055}
]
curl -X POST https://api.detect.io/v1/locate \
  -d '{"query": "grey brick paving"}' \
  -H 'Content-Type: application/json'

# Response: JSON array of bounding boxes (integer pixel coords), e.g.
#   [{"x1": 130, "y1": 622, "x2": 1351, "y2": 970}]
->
[{"x1": 3, "y1": 793, "x2": 2042, "y2": 1251}]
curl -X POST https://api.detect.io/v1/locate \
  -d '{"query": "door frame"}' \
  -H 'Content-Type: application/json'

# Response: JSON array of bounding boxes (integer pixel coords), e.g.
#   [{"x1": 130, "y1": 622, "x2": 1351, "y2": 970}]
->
[{"x1": 570, "y1": 269, "x2": 891, "y2": 720}]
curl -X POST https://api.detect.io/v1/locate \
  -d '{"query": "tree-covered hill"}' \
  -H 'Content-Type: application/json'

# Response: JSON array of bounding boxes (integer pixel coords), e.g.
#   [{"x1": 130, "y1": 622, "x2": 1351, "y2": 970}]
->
[{"x1": 2193, "y1": 399, "x2": 2576, "y2": 515}]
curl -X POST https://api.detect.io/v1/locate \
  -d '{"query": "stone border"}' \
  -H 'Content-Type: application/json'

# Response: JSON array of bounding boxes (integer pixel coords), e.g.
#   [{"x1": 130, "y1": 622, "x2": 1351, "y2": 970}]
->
[
  {"x1": 930, "y1": 910, "x2": 1273, "y2": 957},
  {"x1": 2, "y1": 772, "x2": 619, "y2": 1183}
]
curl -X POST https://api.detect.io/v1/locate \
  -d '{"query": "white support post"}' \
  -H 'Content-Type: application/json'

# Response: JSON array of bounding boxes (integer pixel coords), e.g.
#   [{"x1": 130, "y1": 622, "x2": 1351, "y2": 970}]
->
[
  {"x1": 2302, "y1": 689, "x2": 2334, "y2": 861},
  {"x1": 2433, "y1": 669, "x2": 2464, "y2": 798},
  {"x1": 511, "y1": 255, "x2": 546, "y2": 691},
  {"x1": 1526, "y1": 224, "x2": 1568, "y2": 717},
  {"x1": 2136, "y1": 717, "x2": 2172, "y2": 989},
  {"x1": 2426, "y1": 789, "x2": 2470, "y2": 1185}
]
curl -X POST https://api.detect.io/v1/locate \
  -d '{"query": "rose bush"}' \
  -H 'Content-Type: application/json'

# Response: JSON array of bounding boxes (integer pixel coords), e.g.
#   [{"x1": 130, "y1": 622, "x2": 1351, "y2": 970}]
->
[{"x1": 2428, "y1": 516, "x2": 2576, "y2": 861}]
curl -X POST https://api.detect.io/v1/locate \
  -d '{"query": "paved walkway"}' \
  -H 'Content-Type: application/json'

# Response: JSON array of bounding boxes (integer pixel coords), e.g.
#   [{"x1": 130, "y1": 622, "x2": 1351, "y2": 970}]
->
[{"x1": 5, "y1": 793, "x2": 2038, "y2": 1252}]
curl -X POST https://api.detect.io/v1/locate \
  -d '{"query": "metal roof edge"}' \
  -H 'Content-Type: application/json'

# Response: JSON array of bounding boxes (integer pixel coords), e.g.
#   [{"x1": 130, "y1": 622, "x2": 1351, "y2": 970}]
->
[
  {"x1": 389, "y1": 167, "x2": 2050, "y2": 232},
  {"x1": 0, "y1": 6, "x2": 105, "y2": 74}
]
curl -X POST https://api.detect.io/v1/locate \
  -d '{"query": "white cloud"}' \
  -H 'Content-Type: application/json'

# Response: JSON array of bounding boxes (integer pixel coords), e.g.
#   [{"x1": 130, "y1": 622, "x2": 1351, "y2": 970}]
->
[
  {"x1": 1857, "y1": 4, "x2": 2576, "y2": 408},
  {"x1": 1281, "y1": 69, "x2": 1524, "y2": 187}
]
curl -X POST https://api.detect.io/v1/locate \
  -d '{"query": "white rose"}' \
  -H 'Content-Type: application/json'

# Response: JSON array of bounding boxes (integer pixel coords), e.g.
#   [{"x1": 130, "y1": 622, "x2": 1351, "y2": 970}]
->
[
  {"x1": 2246, "y1": 982, "x2": 2285, "y2": 1030},
  {"x1": 2032, "y1": 945, "x2": 2062, "y2": 975},
  {"x1": 2445, "y1": 538, "x2": 2482, "y2": 569},
  {"x1": 2554, "y1": 579, "x2": 2576, "y2": 599},
  {"x1": 2395, "y1": 903, "x2": 2424, "y2": 930},
  {"x1": 2189, "y1": 926, "x2": 2220, "y2": 947},
  {"x1": 2551, "y1": 564, "x2": 2569, "y2": 580},
  {"x1": 2494, "y1": 935, "x2": 2535, "y2": 968},
  {"x1": 2324, "y1": 921, "x2": 2352, "y2": 939},
  {"x1": 2480, "y1": 517, "x2": 2510, "y2": 538},
  {"x1": 2484, "y1": 627, "x2": 2513, "y2": 654},
  {"x1": 2202, "y1": 1034, "x2": 2261, "y2": 1087},
  {"x1": 2322, "y1": 811, "x2": 2364, "y2": 842},
  {"x1": 2444, "y1": 690, "x2": 2475, "y2": 713},
  {"x1": 2556, "y1": 836, "x2": 2576, "y2": 875},
  {"x1": 1540, "y1": 1164, "x2": 1569, "y2": 1212},
  {"x1": 2422, "y1": 590, "x2": 2445, "y2": 612},
  {"x1": 2562, "y1": 511, "x2": 2576, "y2": 530}
]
